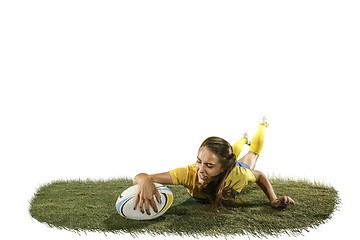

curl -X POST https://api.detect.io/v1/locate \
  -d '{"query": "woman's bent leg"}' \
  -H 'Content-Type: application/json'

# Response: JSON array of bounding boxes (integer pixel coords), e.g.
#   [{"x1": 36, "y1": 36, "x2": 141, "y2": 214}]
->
[
  {"x1": 232, "y1": 132, "x2": 250, "y2": 160},
  {"x1": 238, "y1": 122, "x2": 267, "y2": 170},
  {"x1": 238, "y1": 152, "x2": 259, "y2": 170}
]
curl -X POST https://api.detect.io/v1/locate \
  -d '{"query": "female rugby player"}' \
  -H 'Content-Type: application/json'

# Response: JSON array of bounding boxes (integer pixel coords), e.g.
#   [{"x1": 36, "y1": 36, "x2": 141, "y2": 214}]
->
[{"x1": 133, "y1": 117, "x2": 295, "y2": 214}]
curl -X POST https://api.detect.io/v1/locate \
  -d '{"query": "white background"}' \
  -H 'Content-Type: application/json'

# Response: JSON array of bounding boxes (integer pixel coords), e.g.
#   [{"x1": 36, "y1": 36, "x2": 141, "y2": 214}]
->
[{"x1": 1, "y1": 1, "x2": 359, "y2": 239}]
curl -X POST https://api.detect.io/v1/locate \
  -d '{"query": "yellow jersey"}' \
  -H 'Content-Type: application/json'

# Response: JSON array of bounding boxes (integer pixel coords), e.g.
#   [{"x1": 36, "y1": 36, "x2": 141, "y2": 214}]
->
[{"x1": 169, "y1": 164, "x2": 256, "y2": 200}]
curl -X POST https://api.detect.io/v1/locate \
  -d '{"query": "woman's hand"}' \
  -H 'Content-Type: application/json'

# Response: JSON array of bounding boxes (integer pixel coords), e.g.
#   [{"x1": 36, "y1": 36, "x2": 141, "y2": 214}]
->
[
  {"x1": 271, "y1": 196, "x2": 296, "y2": 208},
  {"x1": 251, "y1": 170, "x2": 296, "y2": 209},
  {"x1": 133, "y1": 173, "x2": 161, "y2": 215}
]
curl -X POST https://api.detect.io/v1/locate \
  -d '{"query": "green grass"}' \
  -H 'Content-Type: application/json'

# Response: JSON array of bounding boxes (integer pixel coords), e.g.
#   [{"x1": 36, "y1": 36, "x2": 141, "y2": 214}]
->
[{"x1": 29, "y1": 177, "x2": 340, "y2": 238}]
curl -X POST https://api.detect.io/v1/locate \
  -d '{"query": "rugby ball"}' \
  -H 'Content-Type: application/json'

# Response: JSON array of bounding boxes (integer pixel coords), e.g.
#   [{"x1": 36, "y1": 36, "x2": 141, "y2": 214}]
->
[{"x1": 115, "y1": 183, "x2": 173, "y2": 220}]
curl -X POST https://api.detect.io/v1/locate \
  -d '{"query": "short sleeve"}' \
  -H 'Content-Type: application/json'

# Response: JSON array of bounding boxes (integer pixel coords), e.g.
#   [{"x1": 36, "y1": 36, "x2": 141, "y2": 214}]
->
[
  {"x1": 169, "y1": 167, "x2": 188, "y2": 185},
  {"x1": 168, "y1": 164, "x2": 197, "y2": 189},
  {"x1": 243, "y1": 168, "x2": 256, "y2": 185},
  {"x1": 225, "y1": 166, "x2": 256, "y2": 195}
]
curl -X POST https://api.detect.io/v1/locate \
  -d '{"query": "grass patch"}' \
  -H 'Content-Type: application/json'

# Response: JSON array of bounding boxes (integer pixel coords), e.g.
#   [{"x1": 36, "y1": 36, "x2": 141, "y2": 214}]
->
[{"x1": 29, "y1": 177, "x2": 340, "y2": 238}]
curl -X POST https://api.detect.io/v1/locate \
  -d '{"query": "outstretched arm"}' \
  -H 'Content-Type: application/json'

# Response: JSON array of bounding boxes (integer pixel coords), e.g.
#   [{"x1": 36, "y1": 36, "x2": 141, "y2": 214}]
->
[{"x1": 250, "y1": 169, "x2": 295, "y2": 208}]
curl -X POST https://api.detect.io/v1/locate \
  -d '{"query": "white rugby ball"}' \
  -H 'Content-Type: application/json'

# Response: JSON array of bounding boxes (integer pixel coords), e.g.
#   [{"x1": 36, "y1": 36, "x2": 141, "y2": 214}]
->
[{"x1": 115, "y1": 183, "x2": 173, "y2": 220}]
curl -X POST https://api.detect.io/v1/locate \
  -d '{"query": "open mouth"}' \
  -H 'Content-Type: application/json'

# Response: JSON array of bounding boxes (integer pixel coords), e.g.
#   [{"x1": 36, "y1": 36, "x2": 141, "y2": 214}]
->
[{"x1": 198, "y1": 173, "x2": 208, "y2": 181}]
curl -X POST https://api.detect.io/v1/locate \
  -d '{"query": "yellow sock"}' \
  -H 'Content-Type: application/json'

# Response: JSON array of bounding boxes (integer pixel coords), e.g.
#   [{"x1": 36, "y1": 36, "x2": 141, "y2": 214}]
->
[
  {"x1": 249, "y1": 123, "x2": 266, "y2": 155},
  {"x1": 232, "y1": 138, "x2": 248, "y2": 160}
]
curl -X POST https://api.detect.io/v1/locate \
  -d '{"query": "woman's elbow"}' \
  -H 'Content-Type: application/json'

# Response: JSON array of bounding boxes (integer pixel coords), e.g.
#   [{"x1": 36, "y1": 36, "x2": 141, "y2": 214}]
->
[{"x1": 251, "y1": 169, "x2": 266, "y2": 182}]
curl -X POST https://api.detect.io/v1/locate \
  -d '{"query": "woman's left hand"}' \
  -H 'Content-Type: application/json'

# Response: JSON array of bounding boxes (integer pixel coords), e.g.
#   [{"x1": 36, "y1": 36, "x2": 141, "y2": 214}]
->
[{"x1": 271, "y1": 196, "x2": 295, "y2": 208}]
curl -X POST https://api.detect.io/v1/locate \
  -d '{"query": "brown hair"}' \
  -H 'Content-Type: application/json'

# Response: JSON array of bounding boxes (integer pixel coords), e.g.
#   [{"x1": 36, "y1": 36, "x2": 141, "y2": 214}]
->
[{"x1": 199, "y1": 136, "x2": 237, "y2": 211}]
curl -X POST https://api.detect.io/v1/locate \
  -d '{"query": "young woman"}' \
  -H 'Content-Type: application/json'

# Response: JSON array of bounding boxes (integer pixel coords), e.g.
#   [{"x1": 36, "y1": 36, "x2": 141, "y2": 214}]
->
[{"x1": 133, "y1": 118, "x2": 295, "y2": 214}]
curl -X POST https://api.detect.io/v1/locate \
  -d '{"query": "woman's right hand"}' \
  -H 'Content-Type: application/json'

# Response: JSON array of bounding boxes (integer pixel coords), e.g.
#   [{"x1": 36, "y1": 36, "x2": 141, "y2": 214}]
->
[{"x1": 133, "y1": 173, "x2": 162, "y2": 215}]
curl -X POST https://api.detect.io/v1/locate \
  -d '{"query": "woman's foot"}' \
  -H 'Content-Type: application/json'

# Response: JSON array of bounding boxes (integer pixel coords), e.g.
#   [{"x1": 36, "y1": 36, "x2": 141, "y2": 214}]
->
[
  {"x1": 242, "y1": 131, "x2": 251, "y2": 145},
  {"x1": 260, "y1": 114, "x2": 269, "y2": 128}
]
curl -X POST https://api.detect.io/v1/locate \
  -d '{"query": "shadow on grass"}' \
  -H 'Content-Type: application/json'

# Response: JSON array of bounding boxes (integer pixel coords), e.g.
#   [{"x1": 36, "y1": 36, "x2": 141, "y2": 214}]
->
[{"x1": 103, "y1": 198, "x2": 199, "y2": 232}]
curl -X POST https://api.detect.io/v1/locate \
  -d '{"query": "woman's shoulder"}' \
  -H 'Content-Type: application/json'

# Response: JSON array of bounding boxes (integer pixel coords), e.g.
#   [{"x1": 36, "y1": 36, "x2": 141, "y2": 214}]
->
[
  {"x1": 224, "y1": 165, "x2": 256, "y2": 192},
  {"x1": 227, "y1": 165, "x2": 255, "y2": 182},
  {"x1": 169, "y1": 164, "x2": 197, "y2": 188},
  {"x1": 231, "y1": 165, "x2": 252, "y2": 173},
  {"x1": 188, "y1": 163, "x2": 196, "y2": 169}
]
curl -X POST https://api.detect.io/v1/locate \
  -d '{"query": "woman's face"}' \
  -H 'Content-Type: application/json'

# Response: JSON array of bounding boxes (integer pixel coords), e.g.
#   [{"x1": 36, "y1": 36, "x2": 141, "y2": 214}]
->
[{"x1": 196, "y1": 146, "x2": 223, "y2": 185}]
